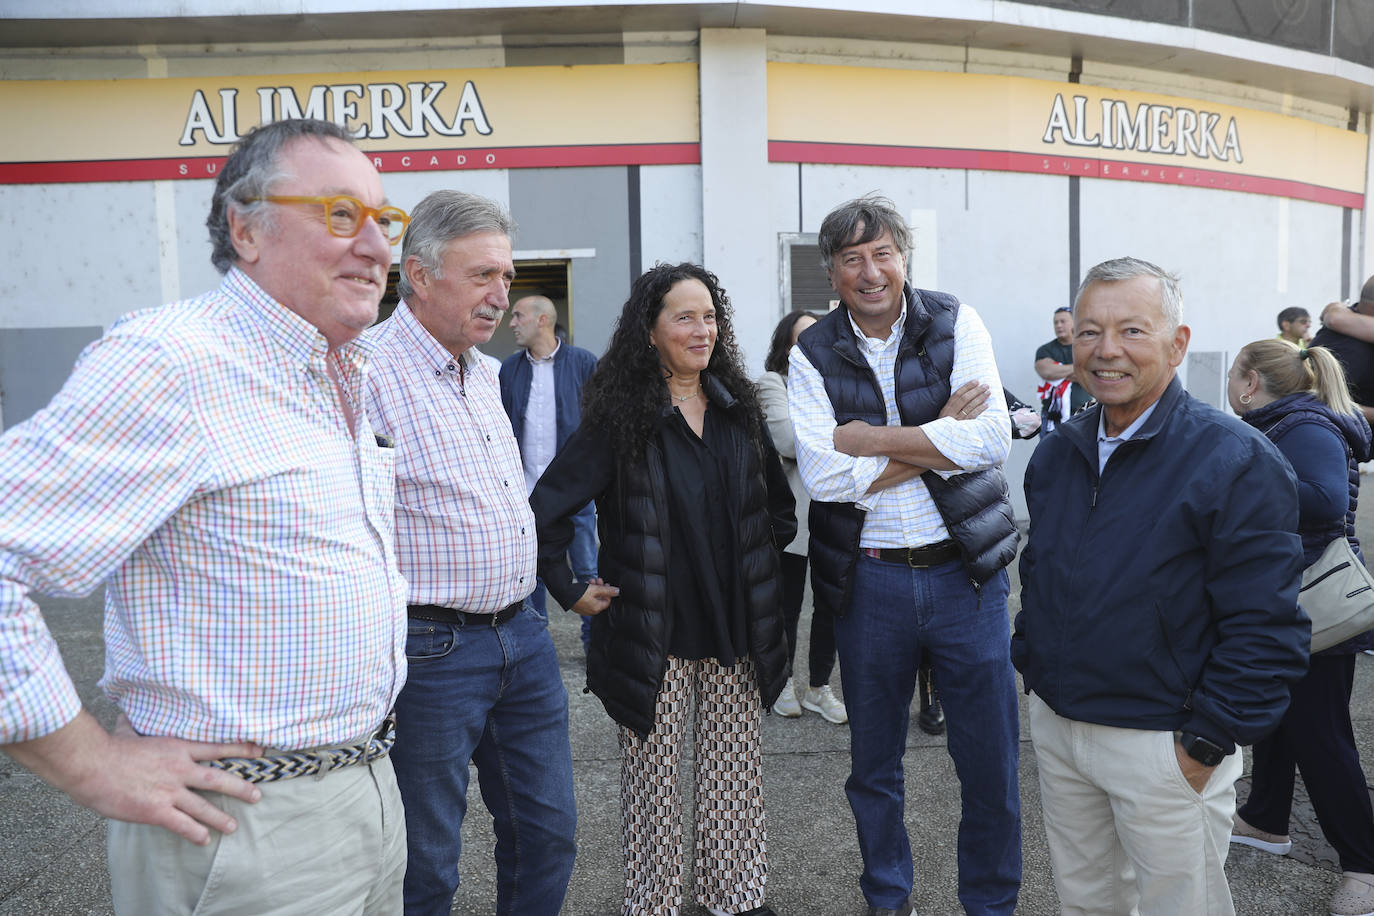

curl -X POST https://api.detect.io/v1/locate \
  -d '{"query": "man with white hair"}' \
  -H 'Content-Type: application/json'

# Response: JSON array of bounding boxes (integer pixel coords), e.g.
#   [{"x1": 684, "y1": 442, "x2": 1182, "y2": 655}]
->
[
  {"x1": 1014, "y1": 256, "x2": 1309, "y2": 915},
  {"x1": 0, "y1": 117, "x2": 410, "y2": 912},
  {"x1": 365, "y1": 191, "x2": 577, "y2": 916}
]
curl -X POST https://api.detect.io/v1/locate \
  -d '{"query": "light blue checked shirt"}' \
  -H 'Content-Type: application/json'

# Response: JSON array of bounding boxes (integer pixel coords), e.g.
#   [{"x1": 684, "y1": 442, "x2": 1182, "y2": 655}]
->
[
  {"x1": 0, "y1": 270, "x2": 408, "y2": 747},
  {"x1": 789, "y1": 301, "x2": 1011, "y2": 549}
]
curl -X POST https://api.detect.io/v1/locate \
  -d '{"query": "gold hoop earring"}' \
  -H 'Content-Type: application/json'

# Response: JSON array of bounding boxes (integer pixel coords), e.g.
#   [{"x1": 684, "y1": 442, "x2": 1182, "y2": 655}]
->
[{"x1": 1239, "y1": 393, "x2": 1253, "y2": 405}]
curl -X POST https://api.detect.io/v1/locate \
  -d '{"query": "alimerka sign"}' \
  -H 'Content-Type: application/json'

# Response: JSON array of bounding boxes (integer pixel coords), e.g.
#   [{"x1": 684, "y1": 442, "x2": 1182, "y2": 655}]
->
[
  {"x1": 1043, "y1": 92, "x2": 1243, "y2": 163},
  {"x1": 768, "y1": 63, "x2": 1365, "y2": 209},
  {"x1": 179, "y1": 80, "x2": 493, "y2": 145},
  {"x1": 0, "y1": 63, "x2": 701, "y2": 184}
]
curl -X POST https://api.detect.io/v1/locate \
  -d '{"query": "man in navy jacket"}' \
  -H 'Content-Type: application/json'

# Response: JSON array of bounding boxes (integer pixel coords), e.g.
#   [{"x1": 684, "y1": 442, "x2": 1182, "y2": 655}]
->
[
  {"x1": 499, "y1": 295, "x2": 599, "y2": 626},
  {"x1": 1013, "y1": 256, "x2": 1309, "y2": 915}
]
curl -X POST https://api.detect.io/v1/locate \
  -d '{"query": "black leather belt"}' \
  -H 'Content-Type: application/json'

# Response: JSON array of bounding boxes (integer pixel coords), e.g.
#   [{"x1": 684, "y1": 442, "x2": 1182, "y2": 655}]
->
[
  {"x1": 864, "y1": 540, "x2": 960, "y2": 568},
  {"x1": 407, "y1": 601, "x2": 522, "y2": 627}
]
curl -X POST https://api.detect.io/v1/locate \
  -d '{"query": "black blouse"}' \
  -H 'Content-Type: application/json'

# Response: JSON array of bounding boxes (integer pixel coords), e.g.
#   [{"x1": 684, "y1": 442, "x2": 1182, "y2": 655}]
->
[
  {"x1": 659, "y1": 407, "x2": 748, "y2": 663},
  {"x1": 530, "y1": 393, "x2": 794, "y2": 665}
]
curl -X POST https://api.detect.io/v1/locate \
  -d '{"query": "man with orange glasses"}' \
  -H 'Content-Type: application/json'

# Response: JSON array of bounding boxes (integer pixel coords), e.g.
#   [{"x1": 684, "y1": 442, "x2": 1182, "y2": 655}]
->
[{"x1": 0, "y1": 118, "x2": 411, "y2": 913}]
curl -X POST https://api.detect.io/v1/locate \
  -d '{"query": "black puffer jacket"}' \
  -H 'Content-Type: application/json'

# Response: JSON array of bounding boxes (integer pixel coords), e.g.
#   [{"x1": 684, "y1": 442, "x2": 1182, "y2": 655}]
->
[{"x1": 531, "y1": 374, "x2": 795, "y2": 738}]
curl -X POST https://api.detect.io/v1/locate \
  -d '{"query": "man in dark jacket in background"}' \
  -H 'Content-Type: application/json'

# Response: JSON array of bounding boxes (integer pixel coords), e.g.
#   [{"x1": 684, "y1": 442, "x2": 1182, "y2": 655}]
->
[
  {"x1": 1313, "y1": 275, "x2": 1374, "y2": 423},
  {"x1": 500, "y1": 294, "x2": 598, "y2": 631},
  {"x1": 1013, "y1": 256, "x2": 1309, "y2": 916}
]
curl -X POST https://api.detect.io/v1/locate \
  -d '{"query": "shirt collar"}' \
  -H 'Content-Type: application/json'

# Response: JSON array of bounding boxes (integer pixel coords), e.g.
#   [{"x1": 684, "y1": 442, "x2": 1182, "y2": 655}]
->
[
  {"x1": 224, "y1": 268, "x2": 339, "y2": 368},
  {"x1": 1097, "y1": 398, "x2": 1160, "y2": 444},
  {"x1": 847, "y1": 301, "x2": 908, "y2": 350},
  {"x1": 524, "y1": 340, "x2": 560, "y2": 365},
  {"x1": 393, "y1": 299, "x2": 472, "y2": 371}
]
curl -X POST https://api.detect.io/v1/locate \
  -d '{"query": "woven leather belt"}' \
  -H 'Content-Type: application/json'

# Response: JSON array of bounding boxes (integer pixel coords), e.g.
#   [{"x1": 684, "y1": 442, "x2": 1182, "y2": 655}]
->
[
  {"x1": 407, "y1": 600, "x2": 522, "y2": 627},
  {"x1": 206, "y1": 714, "x2": 396, "y2": 784},
  {"x1": 864, "y1": 540, "x2": 960, "y2": 568}
]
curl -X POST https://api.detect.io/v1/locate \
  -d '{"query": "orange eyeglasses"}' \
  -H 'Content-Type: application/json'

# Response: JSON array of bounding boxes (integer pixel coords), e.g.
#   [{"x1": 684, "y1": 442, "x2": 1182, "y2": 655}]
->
[{"x1": 248, "y1": 195, "x2": 410, "y2": 244}]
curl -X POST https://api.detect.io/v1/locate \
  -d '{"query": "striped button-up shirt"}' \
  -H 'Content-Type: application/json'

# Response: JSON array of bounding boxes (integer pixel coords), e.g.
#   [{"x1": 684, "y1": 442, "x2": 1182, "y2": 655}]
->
[
  {"x1": 0, "y1": 269, "x2": 408, "y2": 747},
  {"x1": 365, "y1": 302, "x2": 537, "y2": 613},
  {"x1": 789, "y1": 301, "x2": 1010, "y2": 548}
]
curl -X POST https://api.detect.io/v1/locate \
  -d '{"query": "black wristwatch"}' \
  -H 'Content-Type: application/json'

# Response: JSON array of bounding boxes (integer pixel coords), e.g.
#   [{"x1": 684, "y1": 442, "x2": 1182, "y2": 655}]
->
[{"x1": 1178, "y1": 731, "x2": 1225, "y2": 767}]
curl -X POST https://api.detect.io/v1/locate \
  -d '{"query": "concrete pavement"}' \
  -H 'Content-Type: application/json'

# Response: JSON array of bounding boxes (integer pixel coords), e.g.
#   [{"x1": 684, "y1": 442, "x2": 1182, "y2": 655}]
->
[{"x1": 4, "y1": 525, "x2": 1372, "y2": 914}]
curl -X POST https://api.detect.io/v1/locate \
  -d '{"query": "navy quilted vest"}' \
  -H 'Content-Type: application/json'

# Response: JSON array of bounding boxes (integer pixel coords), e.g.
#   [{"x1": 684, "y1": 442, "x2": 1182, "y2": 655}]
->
[{"x1": 797, "y1": 285, "x2": 1017, "y2": 617}]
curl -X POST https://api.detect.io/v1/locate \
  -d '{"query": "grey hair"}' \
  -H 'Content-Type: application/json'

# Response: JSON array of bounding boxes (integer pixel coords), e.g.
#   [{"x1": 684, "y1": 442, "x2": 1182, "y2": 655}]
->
[
  {"x1": 1073, "y1": 256, "x2": 1184, "y2": 328},
  {"x1": 397, "y1": 190, "x2": 516, "y2": 300},
  {"x1": 817, "y1": 194, "x2": 912, "y2": 271},
  {"x1": 206, "y1": 118, "x2": 355, "y2": 274}
]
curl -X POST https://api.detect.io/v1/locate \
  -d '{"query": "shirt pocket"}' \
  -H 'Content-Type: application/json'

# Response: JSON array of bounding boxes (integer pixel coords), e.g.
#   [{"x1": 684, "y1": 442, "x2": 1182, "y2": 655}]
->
[{"x1": 359, "y1": 440, "x2": 398, "y2": 541}]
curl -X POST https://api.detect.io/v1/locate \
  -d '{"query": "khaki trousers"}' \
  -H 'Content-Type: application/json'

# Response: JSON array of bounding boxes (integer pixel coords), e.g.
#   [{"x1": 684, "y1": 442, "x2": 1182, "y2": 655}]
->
[
  {"x1": 1028, "y1": 693, "x2": 1241, "y2": 916},
  {"x1": 108, "y1": 754, "x2": 406, "y2": 915}
]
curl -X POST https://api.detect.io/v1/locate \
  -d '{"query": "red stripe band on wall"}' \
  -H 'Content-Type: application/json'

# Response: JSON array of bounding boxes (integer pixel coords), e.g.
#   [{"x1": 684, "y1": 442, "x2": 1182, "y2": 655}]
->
[
  {"x1": 0, "y1": 143, "x2": 702, "y2": 185},
  {"x1": 769, "y1": 141, "x2": 1364, "y2": 210}
]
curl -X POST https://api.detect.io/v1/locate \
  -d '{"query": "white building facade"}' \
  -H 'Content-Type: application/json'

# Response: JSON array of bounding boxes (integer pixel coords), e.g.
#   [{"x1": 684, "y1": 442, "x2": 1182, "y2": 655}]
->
[{"x1": 3, "y1": 1, "x2": 1372, "y2": 511}]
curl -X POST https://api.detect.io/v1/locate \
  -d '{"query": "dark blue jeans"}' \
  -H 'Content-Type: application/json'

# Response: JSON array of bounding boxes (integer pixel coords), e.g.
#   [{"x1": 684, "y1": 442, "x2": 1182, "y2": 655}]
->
[
  {"x1": 835, "y1": 555, "x2": 1021, "y2": 914},
  {"x1": 568, "y1": 502, "x2": 598, "y2": 652},
  {"x1": 391, "y1": 602, "x2": 577, "y2": 916},
  {"x1": 531, "y1": 502, "x2": 598, "y2": 629}
]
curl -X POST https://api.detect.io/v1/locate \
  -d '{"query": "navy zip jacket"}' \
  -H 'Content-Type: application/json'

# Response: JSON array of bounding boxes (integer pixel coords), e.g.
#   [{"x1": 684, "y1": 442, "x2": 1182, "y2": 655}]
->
[
  {"x1": 1012, "y1": 377, "x2": 1309, "y2": 753},
  {"x1": 499, "y1": 343, "x2": 599, "y2": 453}
]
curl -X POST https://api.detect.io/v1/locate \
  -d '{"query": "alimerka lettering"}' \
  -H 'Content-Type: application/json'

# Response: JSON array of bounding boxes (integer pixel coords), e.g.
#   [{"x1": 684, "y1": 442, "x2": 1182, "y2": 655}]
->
[
  {"x1": 1042, "y1": 92, "x2": 1242, "y2": 163},
  {"x1": 179, "y1": 80, "x2": 492, "y2": 146}
]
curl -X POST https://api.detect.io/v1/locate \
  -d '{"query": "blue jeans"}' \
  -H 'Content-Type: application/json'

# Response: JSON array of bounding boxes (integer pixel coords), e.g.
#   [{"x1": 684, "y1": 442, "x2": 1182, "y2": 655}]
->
[
  {"x1": 570, "y1": 502, "x2": 598, "y2": 652},
  {"x1": 834, "y1": 555, "x2": 1021, "y2": 914},
  {"x1": 391, "y1": 603, "x2": 577, "y2": 916},
  {"x1": 532, "y1": 502, "x2": 598, "y2": 629}
]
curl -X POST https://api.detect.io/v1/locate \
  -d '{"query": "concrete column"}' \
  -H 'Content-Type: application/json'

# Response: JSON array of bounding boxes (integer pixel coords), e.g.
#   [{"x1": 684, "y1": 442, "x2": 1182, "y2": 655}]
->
[
  {"x1": 1361, "y1": 126, "x2": 1373, "y2": 290},
  {"x1": 699, "y1": 28, "x2": 773, "y2": 372}
]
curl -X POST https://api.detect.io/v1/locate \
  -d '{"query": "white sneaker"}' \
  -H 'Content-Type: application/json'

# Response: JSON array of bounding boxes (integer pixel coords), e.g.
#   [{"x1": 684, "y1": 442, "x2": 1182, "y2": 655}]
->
[
  {"x1": 772, "y1": 677, "x2": 801, "y2": 718},
  {"x1": 1330, "y1": 871, "x2": 1374, "y2": 916},
  {"x1": 1230, "y1": 813, "x2": 1292, "y2": 855},
  {"x1": 801, "y1": 684, "x2": 848, "y2": 724}
]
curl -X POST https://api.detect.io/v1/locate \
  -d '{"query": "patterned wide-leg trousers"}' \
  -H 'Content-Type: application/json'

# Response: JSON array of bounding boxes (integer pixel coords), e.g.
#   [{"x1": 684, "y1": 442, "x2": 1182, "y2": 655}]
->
[{"x1": 618, "y1": 654, "x2": 768, "y2": 916}]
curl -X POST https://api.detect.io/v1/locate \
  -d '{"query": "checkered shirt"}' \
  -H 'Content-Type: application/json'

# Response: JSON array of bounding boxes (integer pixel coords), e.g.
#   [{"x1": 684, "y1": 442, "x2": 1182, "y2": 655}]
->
[
  {"x1": 789, "y1": 301, "x2": 1011, "y2": 548},
  {"x1": 0, "y1": 269, "x2": 408, "y2": 747},
  {"x1": 364, "y1": 302, "x2": 538, "y2": 612}
]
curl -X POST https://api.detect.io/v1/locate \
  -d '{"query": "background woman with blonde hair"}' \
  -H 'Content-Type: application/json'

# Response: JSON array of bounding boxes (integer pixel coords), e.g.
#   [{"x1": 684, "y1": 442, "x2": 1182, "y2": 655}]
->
[{"x1": 1226, "y1": 339, "x2": 1374, "y2": 916}]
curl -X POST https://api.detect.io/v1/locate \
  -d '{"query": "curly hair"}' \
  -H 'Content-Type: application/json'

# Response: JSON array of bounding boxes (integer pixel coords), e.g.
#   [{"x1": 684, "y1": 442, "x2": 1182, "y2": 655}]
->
[{"x1": 581, "y1": 262, "x2": 763, "y2": 460}]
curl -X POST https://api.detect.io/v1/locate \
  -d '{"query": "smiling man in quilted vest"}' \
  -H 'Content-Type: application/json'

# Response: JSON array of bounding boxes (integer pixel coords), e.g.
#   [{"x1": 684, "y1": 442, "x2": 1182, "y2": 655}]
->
[{"x1": 789, "y1": 194, "x2": 1020, "y2": 916}]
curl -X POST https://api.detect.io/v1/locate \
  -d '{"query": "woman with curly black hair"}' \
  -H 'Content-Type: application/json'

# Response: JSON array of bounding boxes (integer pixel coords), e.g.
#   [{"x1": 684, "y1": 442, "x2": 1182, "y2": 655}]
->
[{"x1": 531, "y1": 262, "x2": 795, "y2": 916}]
